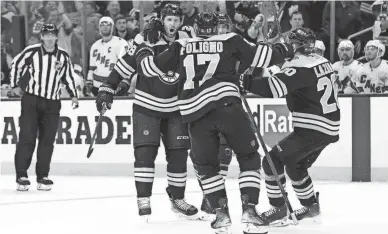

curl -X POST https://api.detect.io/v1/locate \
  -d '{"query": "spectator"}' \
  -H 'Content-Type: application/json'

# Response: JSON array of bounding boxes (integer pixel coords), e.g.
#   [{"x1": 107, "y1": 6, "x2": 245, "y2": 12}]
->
[
  {"x1": 282, "y1": 11, "x2": 305, "y2": 41},
  {"x1": 46, "y1": 8, "x2": 73, "y2": 57},
  {"x1": 280, "y1": 1, "x2": 311, "y2": 33},
  {"x1": 1, "y1": 1, "x2": 17, "y2": 23},
  {"x1": 106, "y1": 1, "x2": 121, "y2": 20},
  {"x1": 180, "y1": 1, "x2": 199, "y2": 27},
  {"x1": 83, "y1": 1, "x2": 98, "y2": 17},
  {"x1": 37, "y1": 1, "x2": 59, "y2": 21},
  {"x1": 321, "y1": 1, "x2": 364, "y2": 60},
  {"x1": 114, "y1": 14, "x2": 131, "y2": 40},
  {"x1": 85, "y1": 13, "x2": 103, "y2": 51},
  {"x1": 234, "y1": 0, "x2": 260, "y2": 34},
  {"x1": 127, "y1": 8, "x2": 140, "y2": 39}
]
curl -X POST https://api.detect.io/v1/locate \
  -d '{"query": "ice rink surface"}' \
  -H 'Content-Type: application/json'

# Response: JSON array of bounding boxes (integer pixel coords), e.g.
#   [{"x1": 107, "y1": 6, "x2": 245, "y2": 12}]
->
[{"x1": 0, "y1": 176, "x2": 387, "y2": 234}]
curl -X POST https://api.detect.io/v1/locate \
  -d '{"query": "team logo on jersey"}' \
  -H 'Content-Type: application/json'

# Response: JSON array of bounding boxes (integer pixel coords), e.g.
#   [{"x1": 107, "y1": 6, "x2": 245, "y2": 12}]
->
[
  {"x1": 159, "y1": 71, "x2": 180, "y2": 85},
  {"x1": 55, "y1": 61, "x2": 63, "y2": 72}
]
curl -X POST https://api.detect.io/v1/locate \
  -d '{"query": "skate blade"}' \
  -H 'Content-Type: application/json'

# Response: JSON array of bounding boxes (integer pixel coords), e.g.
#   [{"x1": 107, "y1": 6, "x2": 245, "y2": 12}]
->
[
  {"x1": 269, "y1": 217, "x2": 290, "y2": 228},
  {"x1": 171, "y1": 208, "x2": 202, "y2": 221},
  {"x1": 242, "y1": 223, "x2": 269, "y2": 234},
  {"x1": 284, "y1": 214, "x2": 322, "y2": 226},
  {"x1": 197, "y1": 211, "x2": 216, "y2": 221},
  {"x1": 17, "y1": 185, "x2": 29, "y2": 191},
  {"x1": 37, "y1": 184, "x2": 52, "y2": 191},
  {"x1": 139, "y1": 215, "x2": 151, "y2": 223},
  {"x1": 213, "y1": 226, "x2": 231, "y2": 234}
]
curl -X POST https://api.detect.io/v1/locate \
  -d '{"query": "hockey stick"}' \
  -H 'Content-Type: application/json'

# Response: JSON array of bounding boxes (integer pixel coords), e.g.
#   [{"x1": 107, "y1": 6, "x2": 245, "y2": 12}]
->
[
  {"x1": 240, "y1": 93, "x2": 298, "y2": 225},
  {"x1": 87, "y1": 103, "x2": 107, "y2": 158}
]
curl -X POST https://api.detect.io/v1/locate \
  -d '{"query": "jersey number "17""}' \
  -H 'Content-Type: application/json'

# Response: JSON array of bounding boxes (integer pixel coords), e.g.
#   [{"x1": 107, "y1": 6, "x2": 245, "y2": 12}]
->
[{"x1": 183, "y1": 54, "x2": 220, "y2": 90}]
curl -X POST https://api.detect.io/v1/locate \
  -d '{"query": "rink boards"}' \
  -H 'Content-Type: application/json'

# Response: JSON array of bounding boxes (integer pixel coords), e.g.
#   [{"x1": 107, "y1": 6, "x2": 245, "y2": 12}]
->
[{"x1": 0, "y1": 96, "x2": 386, "y2": 181}]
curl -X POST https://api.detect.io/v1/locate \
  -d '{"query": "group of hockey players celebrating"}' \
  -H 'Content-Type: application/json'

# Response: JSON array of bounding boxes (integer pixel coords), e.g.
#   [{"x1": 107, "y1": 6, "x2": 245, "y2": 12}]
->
[
  {"x1": 85, "y1": 2, "x2": 384, "y2": 234},
  {"x1": 92, "y1": 3, "x2": 341, "y2": 234}
]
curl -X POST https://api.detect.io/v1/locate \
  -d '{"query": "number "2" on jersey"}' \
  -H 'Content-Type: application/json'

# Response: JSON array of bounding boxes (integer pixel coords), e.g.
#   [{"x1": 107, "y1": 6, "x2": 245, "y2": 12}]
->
[
  {"x1": 317, "y1": 74, "x2": 339, "y2": 114},
  {"x1": 183, "y1": 54, "x2": 220, "y2": 90}
]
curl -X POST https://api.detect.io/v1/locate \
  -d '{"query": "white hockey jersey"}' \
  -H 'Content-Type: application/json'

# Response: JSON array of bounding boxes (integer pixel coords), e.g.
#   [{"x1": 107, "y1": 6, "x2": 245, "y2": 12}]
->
[
  {"x1": 354, "y1": 60, "x2": 388, "y2": 94},
  {"x1": 89, "y1": 36, "x2": 129, "y2": 87},
  {"x1": 332, "y1": 60, "x2": 363, "y2": 94}
]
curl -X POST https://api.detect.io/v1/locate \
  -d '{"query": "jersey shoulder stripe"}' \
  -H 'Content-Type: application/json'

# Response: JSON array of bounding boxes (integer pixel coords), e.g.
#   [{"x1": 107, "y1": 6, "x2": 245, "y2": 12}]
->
[{"x1": 283, "y1": 54, "x2": 329, "y2": 68}]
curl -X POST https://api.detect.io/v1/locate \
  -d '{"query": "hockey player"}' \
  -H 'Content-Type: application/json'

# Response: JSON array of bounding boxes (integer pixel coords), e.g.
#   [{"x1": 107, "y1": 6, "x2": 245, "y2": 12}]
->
[
  {"x1": 332, "y1": 40, "x2": 363, "y2": 94},
  {"x1": 135, "y1": 12, "x2": 294, "y2": 234},
  {"x1": 240, "y1": 28, "x2": 340, "y2": 225},
  {"x1": 87, "y1": 16, "x2": 129, "y2": 96},
  {"x1": 96, "y1": 4, "x2": 199, "y2": 221},
  {"x1": 353, "y1": 40, "x2": 388, "y2": 94},
  {"x1": 196, "y1": 11, "x2": 235, "y2": 219}
]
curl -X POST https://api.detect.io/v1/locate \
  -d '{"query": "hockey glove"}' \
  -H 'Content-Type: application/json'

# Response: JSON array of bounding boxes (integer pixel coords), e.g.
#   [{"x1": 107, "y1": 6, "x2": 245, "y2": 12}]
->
[
  {"x1": 181, "y1": 25, "x2": 196, "y2": 38},
  {"x1": 96, "y1": 84, "x2": 114, "y2": 113},
  {"x1": 239, "y1": 74, "x2": 253, "y2": 94},
  {"x1": 143, "y1": 18, "x2": 163, "y2": 44},
  {"x1": 273, "y1": 42, "x2": 295, "y2": 61},
  {"x1": 115, "y1": 79, "x2": 131, "y2": 96}
]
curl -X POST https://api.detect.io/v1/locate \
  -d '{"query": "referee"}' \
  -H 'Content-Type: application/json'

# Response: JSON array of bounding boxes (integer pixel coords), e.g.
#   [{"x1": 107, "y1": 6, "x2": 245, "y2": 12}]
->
[{"x1": 10, "y1": 24, "x2": 79, "y2": 191}]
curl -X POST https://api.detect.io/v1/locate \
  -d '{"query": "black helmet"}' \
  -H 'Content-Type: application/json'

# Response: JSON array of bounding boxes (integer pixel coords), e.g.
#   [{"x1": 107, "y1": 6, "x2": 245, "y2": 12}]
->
[
  {"x1": 287, "y1": 27, "x2": 316, "y2": 53},
  {"x1": 194, "y1": 12, "x2": 218, "y2": 38},
  {"x1": 215, "y1": 12, "x2": 231, "y2": 26},
  {"x1": 40, "y1": 24, "x2": 58, "y2": 36},
  {"x1": 160, "y1": 3, "x2": 183, "y2": 19}
]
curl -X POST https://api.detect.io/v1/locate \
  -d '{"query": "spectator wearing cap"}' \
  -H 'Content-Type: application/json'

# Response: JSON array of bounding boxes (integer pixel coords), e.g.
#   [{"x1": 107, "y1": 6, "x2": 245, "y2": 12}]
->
[
  {"x1": 114, "y1": 14, "x2": 132, "y2": 40},
  {"x1": 127, "y1": 8, "x2": 140, "y2": 39},
  {"x1": 180, "y1": 1, "x2": 199, "y2": 27}
]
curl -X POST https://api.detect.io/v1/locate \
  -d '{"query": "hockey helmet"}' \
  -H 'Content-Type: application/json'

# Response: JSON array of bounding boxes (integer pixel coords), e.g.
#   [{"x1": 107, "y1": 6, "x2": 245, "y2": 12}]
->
[
  {"x1": 99, "y1": 16, "x2": 114, "y2": 37},
  {"x1": 337, "y1": 40, "x2": 354, "y2": 60},
  {"x1": 364, "y1": 39, "x2": 385, "y2": 61},
  {"x1": 40, "y1": 24, "x2": 58, "y2": 36},
  {"x1": 161, "y1": 3, "x2": 183, "y2": 20},
  {"x1": 314, "y1": 40, "x2": 326, "y2": 56},
  {"x1": 194, "y1": 12, "x2": 218, "y2": 38},
  {"x1": 287, "y1": 27, "x2": 316, "y2": 54}
]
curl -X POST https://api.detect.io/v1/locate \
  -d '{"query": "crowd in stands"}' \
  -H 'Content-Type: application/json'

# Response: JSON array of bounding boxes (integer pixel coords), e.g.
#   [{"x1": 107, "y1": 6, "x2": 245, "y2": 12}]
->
[{"x1": 1, "y1": 0, "x2": 388, "y2": 98}]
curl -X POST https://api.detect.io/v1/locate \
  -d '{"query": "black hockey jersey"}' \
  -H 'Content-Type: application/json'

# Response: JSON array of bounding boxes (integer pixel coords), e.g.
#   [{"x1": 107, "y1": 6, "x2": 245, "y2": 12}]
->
[
  {"x1": 248, "y1": 54, "x2": 341, "y2": 141},
  {"x1": 105, "y1": 31, "x2": 191, "y2": 118},
  {"x1": 138, "y1": 32, "x2": 275, "y2": 123}
]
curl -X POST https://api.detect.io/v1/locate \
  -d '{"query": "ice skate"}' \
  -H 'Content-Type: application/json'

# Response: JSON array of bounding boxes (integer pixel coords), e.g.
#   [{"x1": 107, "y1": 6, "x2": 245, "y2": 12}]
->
[
  {"x1": 211, "y1": 198, "x2": 232, "y2": 234},
  {"x1": 262, "y1": 204, "x2": 289, "y2": 227},
  {"x1": 16, "y1": 177, "x2": 30, "y2": 191},
  {"x1": 37, "y1": 177, "x2": 53, "y2": 191},
  {"x1": 198, "y1": 194, "x2": 216, "y2": 221},
  {"x1": 137, "y1": 197, "x2": 151, "y2": 222},
  {"x1": 241, "y1": 195, "x2": 269, "y2": 234},
  {"x1": 290, "y1": 192, "x2": 321, "y2": 223},
  {"x1": 166, "y1": 188, "x2": 199, "y2": 220}
]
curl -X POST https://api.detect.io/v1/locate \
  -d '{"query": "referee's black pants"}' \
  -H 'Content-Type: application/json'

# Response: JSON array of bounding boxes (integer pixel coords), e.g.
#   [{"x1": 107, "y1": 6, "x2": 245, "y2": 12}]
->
[{"x1": 14, "y1": 92, "x2": 61, "y2": 180}]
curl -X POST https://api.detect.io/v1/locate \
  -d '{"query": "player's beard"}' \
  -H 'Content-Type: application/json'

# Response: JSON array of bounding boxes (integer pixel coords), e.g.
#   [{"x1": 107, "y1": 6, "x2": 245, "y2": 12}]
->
[{"x1": 341, "y1": 54, "x2": 350, "y2": 62}]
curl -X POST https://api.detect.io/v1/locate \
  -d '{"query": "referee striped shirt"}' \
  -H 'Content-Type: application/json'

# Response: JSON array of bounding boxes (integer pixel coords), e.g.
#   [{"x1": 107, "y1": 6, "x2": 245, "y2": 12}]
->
[{"x1": 10, "y1": 43, "x2": 78, "y2": 100}]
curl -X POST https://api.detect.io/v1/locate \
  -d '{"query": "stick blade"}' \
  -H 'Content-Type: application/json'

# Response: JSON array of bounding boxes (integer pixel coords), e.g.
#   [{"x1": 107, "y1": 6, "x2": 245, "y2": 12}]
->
[{"x1": 87, "y1": 148, "x2": 94, "y2": 158}]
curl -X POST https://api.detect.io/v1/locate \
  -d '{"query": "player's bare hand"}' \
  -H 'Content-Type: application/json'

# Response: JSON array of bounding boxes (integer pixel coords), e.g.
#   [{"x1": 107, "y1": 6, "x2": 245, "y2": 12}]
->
[
  {"x1": 71, "y1": 97, "x2": 79, "y2": 109},
  {"x1": 12, "y1": 87, "x2": 24, "y2": 97}
]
